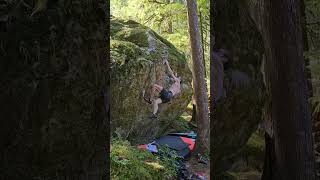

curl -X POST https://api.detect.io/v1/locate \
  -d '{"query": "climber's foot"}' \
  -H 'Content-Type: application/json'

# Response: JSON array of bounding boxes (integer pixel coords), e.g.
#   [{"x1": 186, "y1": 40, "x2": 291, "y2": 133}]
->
[
  {"x1": 149, "y1": 113, "x2": 157, "y2": 119},
  {"x1": 144, "y1": 96, "x2": 152, "y2": 104}
]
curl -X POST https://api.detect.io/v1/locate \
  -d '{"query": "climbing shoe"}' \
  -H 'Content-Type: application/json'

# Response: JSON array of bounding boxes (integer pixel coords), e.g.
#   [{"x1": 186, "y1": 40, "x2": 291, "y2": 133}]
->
[
  {"x1": 149, "y1": 113, "x2": 157, "y2": 119},
  {"x1": 144, "y1": 97, "x2": 152, "y2": 104}
]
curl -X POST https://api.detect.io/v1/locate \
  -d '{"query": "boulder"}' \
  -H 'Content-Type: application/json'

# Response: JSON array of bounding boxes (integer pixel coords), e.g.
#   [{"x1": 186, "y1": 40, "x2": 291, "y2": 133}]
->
[
  {"x1": 0, "y1": 1, "x2": 107, "y2": 179},
  {"x1": 110, "y1": 18, "x2": 193, "y2": 142},
  {"x1": 212, "y1": 0, "x2": 265, "y2": 175}
]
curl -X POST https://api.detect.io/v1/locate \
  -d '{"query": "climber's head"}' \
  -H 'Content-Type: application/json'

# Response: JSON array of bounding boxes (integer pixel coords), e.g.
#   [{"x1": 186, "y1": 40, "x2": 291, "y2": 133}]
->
[
  {"x1": 176, "y1": 75, "x2": 182, "y2": 84},
  {"x1": 161, "y1": 50, "x2": 169, "y2": 60}
]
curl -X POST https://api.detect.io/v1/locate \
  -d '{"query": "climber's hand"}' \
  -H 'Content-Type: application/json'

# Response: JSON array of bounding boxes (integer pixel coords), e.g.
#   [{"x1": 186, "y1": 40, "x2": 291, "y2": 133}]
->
[{"x1": 163, "y1": 59, "x2": 168, "y2": 65}]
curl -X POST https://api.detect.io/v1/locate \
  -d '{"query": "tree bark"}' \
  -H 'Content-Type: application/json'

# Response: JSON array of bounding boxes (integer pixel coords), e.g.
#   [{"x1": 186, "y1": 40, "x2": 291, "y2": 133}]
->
[
  {"x1": 186, "y1": 0, "x2": 210, "y2": 154},
  {"x1": 261, "y1": 133, "x2": 276, "y2": 180},
  {"x1": 261, "y1": 53, "x2": 278, "y2": 179},
  {"x1": 167, "y1": 0, "x2": 173, "y2": 33},
  {"x1": 210, "y1": 0, "x2": 216, "y2": 174},
  {"x1": 199, "y1": 10, "x2": 206, "y2": 78},
  {"x1": 259, "y1": 0, "x2": 316, "y2": 179}
]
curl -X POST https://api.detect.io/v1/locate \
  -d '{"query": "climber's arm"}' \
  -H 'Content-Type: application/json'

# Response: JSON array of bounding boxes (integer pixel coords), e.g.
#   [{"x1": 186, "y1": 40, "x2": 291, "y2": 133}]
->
[{"x1": 164, "y1": 59, "x2": 176, "y2": 79}]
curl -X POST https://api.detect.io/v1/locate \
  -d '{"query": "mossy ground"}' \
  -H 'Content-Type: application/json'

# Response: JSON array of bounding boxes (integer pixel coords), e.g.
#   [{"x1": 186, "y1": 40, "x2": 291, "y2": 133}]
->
[
  {"x1": 110, "y1": 139, "x2": 177, "y2": 180},
  {"x1": 110, "y1": 100, "x2": 196, "y2": 179}
]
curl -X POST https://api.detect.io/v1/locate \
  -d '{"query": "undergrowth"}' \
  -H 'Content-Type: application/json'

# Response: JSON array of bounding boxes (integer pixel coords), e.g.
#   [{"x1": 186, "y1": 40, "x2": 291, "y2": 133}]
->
[{"x1": 110, "y1": 138, "x2": 178, "y2": 180}]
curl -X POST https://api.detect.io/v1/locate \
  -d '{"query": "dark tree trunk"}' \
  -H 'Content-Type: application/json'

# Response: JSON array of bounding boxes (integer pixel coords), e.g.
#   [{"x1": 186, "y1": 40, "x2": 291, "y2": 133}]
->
[
  {"x1": 191, "y1": 96, "x2": 197, "y2": 124},
  {"x1": 186, "y1": 0, "x2": 210, "y2": 154},
  {"x1": 210, "y1": 0, "x2": 216, "y2": 174},
  {"x1": 261, "y1": 133, "x2": 276, "y2": 180},
  {"x1": 106, "y1": 0, "x2": 111, "y2": 178},
  {"x1": 168, "y1": 21, "x2": 173, "y2": 33},
  {"x1": 259, "y1": 0, "x2": 316, "y2": 179},
  {"x1": 261, "y1": 53, "x2": 278, "y2": 179}
]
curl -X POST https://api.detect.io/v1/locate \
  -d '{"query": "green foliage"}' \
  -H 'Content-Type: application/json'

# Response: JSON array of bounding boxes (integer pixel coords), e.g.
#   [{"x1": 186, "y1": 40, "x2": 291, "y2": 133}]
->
[
  {"x1": 168, "y1": 116, "x2": 192, "y2": 132},
  {"x1": 110, "y1": 0, "x2": 210, "y2": 76},
  {"x1": 157, "y1": 145, "x2": 182, "y2": 173},
  {"x1": 240, "y1": 131, "x2": 265, "y2": 170},
  {"x1": 306, "y1": 0, "x2": 320, "y2": 50},
  {"x1": 246, "y1": 132, "x2": 264, "y2": 150},
  {"x1": 306, "y1": 0, "x2": 320, "y2": 136},
  {"x1": 110, "y1": 138, "x2": 177, "y2": 179},
  {"x1": 305, "y1": 50, "x2": 320, "y2": 83}
]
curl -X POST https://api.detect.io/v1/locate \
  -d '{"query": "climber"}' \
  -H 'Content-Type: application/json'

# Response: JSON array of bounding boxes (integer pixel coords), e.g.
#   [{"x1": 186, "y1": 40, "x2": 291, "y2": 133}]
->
[{"x1": 144, "y1": 59, "x2": 182, "y2": 118}]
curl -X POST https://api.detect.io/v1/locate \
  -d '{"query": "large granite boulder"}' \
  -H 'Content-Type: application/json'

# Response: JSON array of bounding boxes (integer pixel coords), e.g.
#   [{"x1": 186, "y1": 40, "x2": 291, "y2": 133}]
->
[
  {"x1": 110, "y1": 18, "x2": 193, "y2": 142},
  {"x1": 212, "y1": 0, "x2": 265, "y2": 175},
  {"x1": 0, "y1": 1, "x2": 107, "y2": 179}
]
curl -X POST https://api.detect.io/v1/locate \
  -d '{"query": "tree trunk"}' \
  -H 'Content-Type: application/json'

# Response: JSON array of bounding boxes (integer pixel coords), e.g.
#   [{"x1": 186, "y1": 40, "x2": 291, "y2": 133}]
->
[
  {"x1": 261, "y1": 133, "x2": 276, "y2": 180},
  {"x1": 167, "y1": 21, "x2": 173, "y2": 33},
  {"x1": 259, "y1": 0, "x2": 316, "y2": 179},
  {"x1": 199, "y1": 10, "x2": 206, "y2": 78},
  {"x1": 210, "y1": 0, "x2": 216, "y2": 174},
  {"x1": 186, "y1": 0, "x2": 210, "y2": 154},
  {"x1": 167, "y1": 0, "x2": 173, "y2": 33},
  {"x1": 191, "y1": 95, "x2": 197, "y2": 123},
  {"x1": 261, "y1": 53, "x2": 278, "y2": 179}
]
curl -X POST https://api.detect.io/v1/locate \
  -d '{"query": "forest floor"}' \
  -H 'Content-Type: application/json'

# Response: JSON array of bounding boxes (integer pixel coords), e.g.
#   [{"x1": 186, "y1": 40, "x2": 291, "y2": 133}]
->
[
  {"x1": 185, "y1": 156, "x2": 210, "y2": 179},
  {"x1": 174, "y1": 102, "x2": 265, "y2": 180},
  {"x1": 111, "y1": 98, "x2": 264, "y2": 180},
  {"x1": 176, "y1": 102, "x2": 210, "y2": 179}
]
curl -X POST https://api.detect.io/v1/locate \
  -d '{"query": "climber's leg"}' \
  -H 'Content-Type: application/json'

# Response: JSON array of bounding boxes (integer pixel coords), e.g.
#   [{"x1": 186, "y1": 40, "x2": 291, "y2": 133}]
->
[
  {"x1": 151, "y1": 84, "x2": 163, "y2": 98},
  {"x1": 143, "y1": 84, "x2": 163, "y2": 104},
  {"x1": 151, "y1": 98, "x2": 162, "y2": 118},
  {"x1": 142, "y1": 89, "x2": 152, "y2": 104}
]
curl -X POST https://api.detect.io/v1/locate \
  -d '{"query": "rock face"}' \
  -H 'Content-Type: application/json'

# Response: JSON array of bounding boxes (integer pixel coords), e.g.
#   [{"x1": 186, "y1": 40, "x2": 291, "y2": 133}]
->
[
  {"x1": 0, "y1": 1, "x2": 107, "y2": 179},
  {"x1": 212, "y1": 0, "x2": 265, "y2": 175},
  {"x1": 110, "y1": 18, "x2": 192, "y2": 142}
]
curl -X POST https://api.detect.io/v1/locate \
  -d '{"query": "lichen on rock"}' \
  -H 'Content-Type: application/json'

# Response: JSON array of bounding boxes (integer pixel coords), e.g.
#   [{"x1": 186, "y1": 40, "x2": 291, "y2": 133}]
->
[{"x1": 110, "y1": 17, "x2": 192, "y2": 142}]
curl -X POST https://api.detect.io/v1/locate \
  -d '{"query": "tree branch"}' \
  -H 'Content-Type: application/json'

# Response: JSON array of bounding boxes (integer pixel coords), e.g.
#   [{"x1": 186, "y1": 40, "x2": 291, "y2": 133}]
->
[
  {"x1": 147, "y1": 0, "x2": 176, "y2": 5},
  {"x1": 147, "y1": 0, "x2": 168, "y2": 4}
]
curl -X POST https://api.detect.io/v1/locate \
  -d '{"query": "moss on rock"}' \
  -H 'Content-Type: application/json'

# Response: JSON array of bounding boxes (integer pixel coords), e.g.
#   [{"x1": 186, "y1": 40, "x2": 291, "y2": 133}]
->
[{"x1": 110, "y1": 17, "x2": 192, "y2": 143}]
